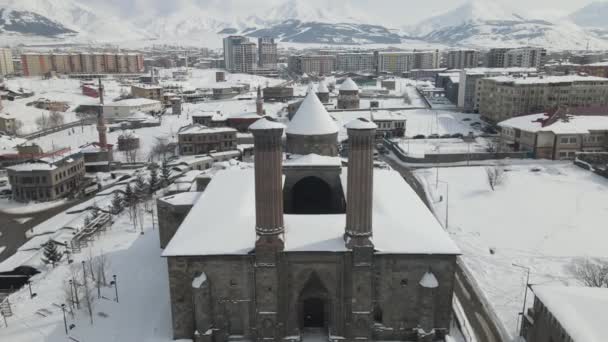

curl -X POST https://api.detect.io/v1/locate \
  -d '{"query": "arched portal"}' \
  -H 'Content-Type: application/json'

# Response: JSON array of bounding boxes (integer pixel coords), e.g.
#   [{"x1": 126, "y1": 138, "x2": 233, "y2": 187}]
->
[
  {"x1": 291, "y1": 177, "x2": 333, "y2": 214},
  {"x1": 298, "y1": 272, "x2": 330, "y2": 329}
]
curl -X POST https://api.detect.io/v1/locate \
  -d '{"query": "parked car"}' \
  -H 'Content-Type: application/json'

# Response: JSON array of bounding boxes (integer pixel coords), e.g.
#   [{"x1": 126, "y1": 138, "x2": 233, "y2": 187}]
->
[
  {"x1": 428, "y1": 134, "x2": 440, "y2": 139},
  {"x1": 413, "y1": 134, "x2": 426, "y2": 139}
]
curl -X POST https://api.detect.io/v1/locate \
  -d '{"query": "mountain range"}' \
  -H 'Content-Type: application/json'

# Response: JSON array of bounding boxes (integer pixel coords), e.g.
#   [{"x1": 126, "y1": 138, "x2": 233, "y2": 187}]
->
[{"x1": 1, "y1": 0, "x2": 608, "y2": 50}]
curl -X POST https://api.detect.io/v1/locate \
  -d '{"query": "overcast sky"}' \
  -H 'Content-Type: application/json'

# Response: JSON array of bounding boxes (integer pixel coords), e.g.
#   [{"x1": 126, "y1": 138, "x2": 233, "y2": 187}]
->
[{"x1": 93, "y1": 0, "x2": 601, "y2": 26}]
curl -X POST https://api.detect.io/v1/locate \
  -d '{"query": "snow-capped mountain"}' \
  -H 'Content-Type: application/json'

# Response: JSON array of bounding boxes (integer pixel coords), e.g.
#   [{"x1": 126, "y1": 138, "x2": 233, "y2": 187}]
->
[
  {"x1": 408, "y1": 0, "x2": 608, "y2": 50},
  {"x1": 0, "y1": 0, "x2": 151, "y2": 41},
  {"x1": 0, "y1": 8, "x2": 75, "y2": 37},
  {"x1": 245, "y1": 0, "x2": 371, "y2": 27},
  {"x1": 245, "y1": 20, "x2": 403, "y2": 45},
  {"x1": 569, "y1": 2, "x2": 608, "y2": 29}
]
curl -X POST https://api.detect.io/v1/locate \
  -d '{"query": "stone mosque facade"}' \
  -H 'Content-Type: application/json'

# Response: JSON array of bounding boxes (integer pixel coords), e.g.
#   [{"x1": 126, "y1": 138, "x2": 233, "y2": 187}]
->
[{"x1": 160, "y1": 88, "x2": 460, "y2": 342}]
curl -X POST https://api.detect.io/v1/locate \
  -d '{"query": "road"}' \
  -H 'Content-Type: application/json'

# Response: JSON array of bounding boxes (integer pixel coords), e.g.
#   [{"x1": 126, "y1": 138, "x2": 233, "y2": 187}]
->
[
  {"x1": 0, "y1": 196, "x2": 91, "y2": 264},
  {"x1": 382, "y1": 154, "x2": 504, "y2": 342}
]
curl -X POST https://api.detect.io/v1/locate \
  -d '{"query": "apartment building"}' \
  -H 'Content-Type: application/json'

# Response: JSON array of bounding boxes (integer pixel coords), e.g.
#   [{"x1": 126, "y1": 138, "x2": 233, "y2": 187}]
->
[
  {"x1": 447, "y1": 50, "x2": 479, "y2": 69},
  {"x1": 177, "y1": 124, "x2": 237, "y2": 155},
  {"x1": 223, "y1": 36, "x2": 258, "y2": 73},
  {"x1": 414, "y1": 50, "x2": 440, "y2": 69},
  {"x1": 498, "y1": 110, "x2": 608, "y2": 159},
  {"x1": 457, "y1": 67, "x2": 537, "y2": 112},
  {"x1": 486, "y1": 47, "x2": 546, "y2": 68},
  {"x1": 131, "y1": 84, "x2": 164, "y2": 102},
  {"x1": 577, "y1": 62, "x2": 608, "y2": 78},
  {"x1": 7, "y1": 152, "x2": 86, "y2": 202},
  {"x1": 258, "y1": 37, "x2": 277, "y2": 69},
  {"x1": 288, "y1": 55, "x2": 337, "y2": 75},
  {"x1": 336, "y1": 53, "x2": 375, "y2": 73},
  {"x1": 478, "y1": 75, "x2": 608, "y2": 122},
  {"x1": 0, "y1": 48, "x2": 14, "y2": 75},
  {"x1": 21, "y1": 52, "x2": 144, "y2": 76},
  {"x1": 374, "y1": 50, "x2": 439, "y2": 74},
  {"x1": 374, "y1": 51, "x2": 414, "y2": 74}
]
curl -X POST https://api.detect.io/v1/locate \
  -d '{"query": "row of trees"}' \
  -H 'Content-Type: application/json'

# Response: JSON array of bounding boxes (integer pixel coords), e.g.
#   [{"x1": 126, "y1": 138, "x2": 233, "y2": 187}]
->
[{"x1": 35, "y1": 111, "x2": 65, "y2": 131}]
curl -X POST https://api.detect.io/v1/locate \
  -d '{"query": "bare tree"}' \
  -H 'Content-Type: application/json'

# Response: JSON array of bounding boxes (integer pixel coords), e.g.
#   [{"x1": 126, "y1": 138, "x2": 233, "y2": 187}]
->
[
  {"x1": 486, "y1": 165, "x2": 505, "y2": 191},
  {"x1": 82, "y1": 276, "x2": 96, "y2": 325},
  {"x1": 35, "y1": 114, "x2": 51, "y2": 130},
  {"x1": 148, "y1": 137, "x2": 172, "y2": 162},
  {"x1": 13, "y1": 119, "x2": 24, "y2": 135},
  {"x1": 567, "y1": 258, "x2": 608, "y2": 288},
  {"x1": 48, "y1": 111, "x2": 65, "y2": 127}
]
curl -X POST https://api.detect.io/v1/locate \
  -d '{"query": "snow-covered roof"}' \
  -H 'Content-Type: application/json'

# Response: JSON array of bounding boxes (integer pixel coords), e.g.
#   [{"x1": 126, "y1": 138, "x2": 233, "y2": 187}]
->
[
  {"x1": 162, "y1": 168, "x2": 460, "y2": 257},
  {"x1": 497, "y1": 113, "x2": 548, "y2": 132},
  {"x1": 419, "y1": 271, "x2": 439, "y2": 288},
  {"x1": 249, "y1": 117, "x2": 285, "y2": 131},
  {"x1": 499, "y1": 113, "x2": 608, "y2": 134},
  {"x1": 284, "y1": 154, "x2": 342, "y2": 167},
  {"x1": 486, "y1": 75, "x2": 608, "y2": 85},
  {"x1": 345, "y1": 118, "x2": 377, "y2": 130},
  {"x1": 6, "y1": 162, "x2": 56, "y2": 171},
  {"x1": 462, "y1": 67, "x2": 537, "y2": 75},
  {"x1": 340, "y1": 78, "x2": 359, "y2": 92},
  {"x1": 161, "y1": 192, "x2": 203, "y2": 206},
  {"x1": 532, "y1": 285, "x2": 608, "y2": 342},
  {"x1": 286, "y1": 90, "x2": 339, "y2": 136},
  {"x1": 372, "y1": 110, "x2": 407, "y2": 122},
  {"x1": 178, "y1": 124, "x2": 237, "y2": 135},
  {"x1": 317, "y1": 81, "x2": 329, "y2": 93},
  {"x1": 106, "y1": 98, "x2": 162, "y2": 107}
]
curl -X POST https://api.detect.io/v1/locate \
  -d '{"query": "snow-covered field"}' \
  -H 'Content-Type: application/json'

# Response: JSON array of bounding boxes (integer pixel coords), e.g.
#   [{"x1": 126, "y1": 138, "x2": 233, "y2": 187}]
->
[
  {"x1": 0, "y1": 212, "x2": 174, "y2": 342},
  {"x1": 415, "y1": 162, "x2": 608, "y2": 337},
  {"x1": 402, "y1": 110, "x2": 484, "y2": 137},
  {"x1": 396, "y1": 138, "x2": 491, "y2": 158},
  {"x1": 2, "y1": 69, "x2": 284, "y2": 135}
]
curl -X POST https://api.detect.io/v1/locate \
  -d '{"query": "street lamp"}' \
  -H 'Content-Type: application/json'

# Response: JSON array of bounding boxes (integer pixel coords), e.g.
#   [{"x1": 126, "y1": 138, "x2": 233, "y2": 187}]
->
[
  {"x1": 110, "y1": 275, "x2": 119, "y2": 303},
  {"x1": 513, "y1": 263, "x2": 531, "y2": 336},
  {"x1": 61, "y1": 304, "x2": 68, "y2": 335},
  {"x1": 26, "y1": 280, "x2": 37, "y2": 299}
]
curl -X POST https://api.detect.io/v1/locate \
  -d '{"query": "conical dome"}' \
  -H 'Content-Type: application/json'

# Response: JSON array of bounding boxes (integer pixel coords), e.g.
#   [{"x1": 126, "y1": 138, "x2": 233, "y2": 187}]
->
[
  {"x1": 339, "y1": 77, "x2": 359, "y2": 92},
  {"x1": 287, "y1": 88, "x2": 338, "y2": 136}
]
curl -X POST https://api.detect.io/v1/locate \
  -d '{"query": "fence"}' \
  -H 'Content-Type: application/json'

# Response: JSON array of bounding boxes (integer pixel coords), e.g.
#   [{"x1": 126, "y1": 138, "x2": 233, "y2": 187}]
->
[
  {"x1": 18, "y1": 119, "x2": 96, "y2": 140},
  {"x1": 383, "y1": 139, "x2": 529, "y2": 164},
  {"x1": 69, "y1": 212, "x2": 112, "y2": 254}
]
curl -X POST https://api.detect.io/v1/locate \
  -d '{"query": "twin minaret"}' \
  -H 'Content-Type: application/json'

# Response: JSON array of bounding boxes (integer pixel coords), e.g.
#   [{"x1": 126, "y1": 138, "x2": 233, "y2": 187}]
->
[
  {"x1": 97, "y1": 78, "x2": 108, "y2": 149},
  {"x1": 249, "y1": 116, "x2": 377, "y2": 250}
]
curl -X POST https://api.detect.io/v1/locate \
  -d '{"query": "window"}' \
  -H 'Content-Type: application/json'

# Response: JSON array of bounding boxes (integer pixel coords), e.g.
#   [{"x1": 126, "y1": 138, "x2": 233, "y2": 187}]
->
[{"x1": 400, "y1": 279, "x2": 408, "y2": 287}]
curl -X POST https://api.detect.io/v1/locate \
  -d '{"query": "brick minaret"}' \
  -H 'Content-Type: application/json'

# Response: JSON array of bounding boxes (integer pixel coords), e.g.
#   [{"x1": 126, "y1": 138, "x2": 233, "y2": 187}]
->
[
  {"x1": 256, "y1": 86, "x2": 264, "y2": 116},
  {"x1": 250, "y1": 117, "x2": 285, "y2": 249},
  {"x1": 97, "y1": 78, "x2": 108, "y2": 149},
  {"x1": 345, "y1": 118, "x2": 377, "y2": 248},
  {"x1": 250, "y1": 117, "x2": 285, "y2": 342}
]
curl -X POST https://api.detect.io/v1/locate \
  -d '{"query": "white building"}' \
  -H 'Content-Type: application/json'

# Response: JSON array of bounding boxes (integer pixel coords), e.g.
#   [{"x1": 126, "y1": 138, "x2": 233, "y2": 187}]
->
[
  {"x1": 336, "y1": 53, "x2": 375, "y2": 73},
  {"x1": 446, "y1": 50, "x2": 479, "y2": 69},
  {"x1": 457, "y1": 67, "x2": 537, "y2": 112},
  {"x1": 103, "y1": 98, "x2": 163, "y2": 119}
]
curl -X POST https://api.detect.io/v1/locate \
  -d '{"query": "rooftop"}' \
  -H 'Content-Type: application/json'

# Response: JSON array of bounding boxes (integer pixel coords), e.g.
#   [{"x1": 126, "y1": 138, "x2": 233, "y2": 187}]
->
[
  {"x1": 160, "y1": 191, "x2": 203, "y2": 207},
  {"x1": 498, "y1": 113, "x2": 608, "y2": 134},
  {"x1": 106, "y1": 98, "x2": 162, "y2": 107},
  {"x1": 485, "y1": 75, "x2": 608, "y2": 85},
  {"x1": 532, "y1": 285, "x2": 608, "y2": 342},
  {"x1": 163, "y1": 168, "x2": 460, "y2": 257},
  {"x1": 286, "y1": 89, "x2": 339, "y2": 136},
  {"x1": 178, "y1": 124, "x2": 237, "y2": 135},
  {"x1": 284, "y1": 154, "x2": 342, "y2": 167}
]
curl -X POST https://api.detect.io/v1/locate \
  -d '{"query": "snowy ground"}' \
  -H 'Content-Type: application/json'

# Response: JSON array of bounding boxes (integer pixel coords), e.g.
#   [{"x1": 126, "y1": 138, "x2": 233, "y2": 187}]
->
[
  {"x1": 395, "y1": 138, "x2": 491, "y2": 158},
  {"x1": 402, "y1": 110, "x2": 484, "y2": 138},
  {"x1": 0, "y1": 198, "x2": 67, "y2": 214},
  {"x1": 0, "y1": 212, "x2": 174, "y2": 342},
  {"x1": 414, "y1": 162, "x2": 608, "y2": 337},
  {"x1": 2, "y1": 69, "x2": 283, "y2": 135}
]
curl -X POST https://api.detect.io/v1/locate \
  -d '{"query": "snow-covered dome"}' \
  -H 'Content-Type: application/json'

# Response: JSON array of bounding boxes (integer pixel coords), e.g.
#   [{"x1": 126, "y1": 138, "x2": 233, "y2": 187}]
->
[
  {"x1": 287, "y1": 88, "x2": 338, "y2": 136},
  {"x1": 317, "y1": 81, "x2": 329, "y2": 93},
  {"x1": 339, "y1": 77, "x2": 359, "y2": 92}
]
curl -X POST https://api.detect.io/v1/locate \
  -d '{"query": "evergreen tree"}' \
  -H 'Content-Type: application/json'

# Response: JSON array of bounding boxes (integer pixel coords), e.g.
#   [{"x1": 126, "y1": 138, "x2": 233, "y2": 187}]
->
[
  {"x1": 42, "y1": 240, "x2": 62, "y2": 267},
  {"x1": 84, "y1": 215, "x2": 91, "y2": 227},
  {"x1": 161, "y1": 162, "x2": 171, "y2": 187},
  {"x1": 111, "y1": 191, "x2": 123, "y2": 214},
  {"x1": 148, "y1": 165, "x2": 159, "y2": 194},
  {"x1": 124, "y1": 182, "x2": 135, "y2": 207}
]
